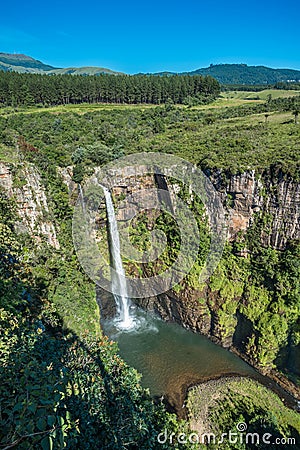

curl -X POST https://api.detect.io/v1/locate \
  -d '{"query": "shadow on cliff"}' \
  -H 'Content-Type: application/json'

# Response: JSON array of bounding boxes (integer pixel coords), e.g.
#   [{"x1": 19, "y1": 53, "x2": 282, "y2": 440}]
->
[{"x1": 1, "y1": 306, "x2": 158, "y2": 450}]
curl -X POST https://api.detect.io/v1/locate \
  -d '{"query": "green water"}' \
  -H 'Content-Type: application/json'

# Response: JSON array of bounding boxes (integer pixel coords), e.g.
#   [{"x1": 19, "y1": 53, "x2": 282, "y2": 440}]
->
[{"x1": 103, "y1": 310, "x2": 256, "y2": 404}]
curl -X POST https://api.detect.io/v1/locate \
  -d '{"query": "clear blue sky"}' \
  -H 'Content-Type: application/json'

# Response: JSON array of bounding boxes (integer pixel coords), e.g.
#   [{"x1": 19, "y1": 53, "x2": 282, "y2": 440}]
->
[{"x1": 1, "y1": 0, "x2": 299, "y2": 74}]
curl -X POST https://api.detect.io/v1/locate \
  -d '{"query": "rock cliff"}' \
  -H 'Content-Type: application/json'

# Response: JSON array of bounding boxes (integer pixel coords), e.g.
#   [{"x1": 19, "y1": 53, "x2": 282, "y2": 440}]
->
[
  {"x1": 60, "y1": 164, "x2": 300, "y2": 252},
  {"x1": 61, "y1": 165, "x2": 300, "y2": 376},
  {"x1": 0, "y1": 162, "x2": 59, "y2": 249},
  {"x1": 208, "y1": 168, "x2": 300, "y2": 249},
  {"x1": 95, "y1": 166, "x2": 300, "y2": 376}
]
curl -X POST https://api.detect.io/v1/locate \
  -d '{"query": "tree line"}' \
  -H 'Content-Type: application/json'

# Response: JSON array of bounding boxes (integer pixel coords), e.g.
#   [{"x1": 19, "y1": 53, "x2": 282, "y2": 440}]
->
[
  {"x1": 0, "y1": 71, "x2": 220, "y2": 106},
  {"x1": 222, "y1": 82, "x2": 300, "y2": 91}
]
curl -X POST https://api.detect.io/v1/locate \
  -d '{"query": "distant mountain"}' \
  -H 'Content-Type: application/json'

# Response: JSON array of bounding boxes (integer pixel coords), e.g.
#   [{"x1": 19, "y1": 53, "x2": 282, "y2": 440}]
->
[
  {"x1": 187, "y1": 64, "x2": 300, "y2": 85},
  {"x1": 50, "y1": 67, "x2": 124, "y2": 76},
  {"x1": 0, "y1": 52, "x2": 56, "y2": 73},
  {"x1": 1, "y1": 53, "x2": 300, "y2": 84},
  {"x1": 155, "y1": 64, "x2": 300, "y2": 84},
  {"x1": 0, "y1": 53, "x2": 123, "y2": 75}
]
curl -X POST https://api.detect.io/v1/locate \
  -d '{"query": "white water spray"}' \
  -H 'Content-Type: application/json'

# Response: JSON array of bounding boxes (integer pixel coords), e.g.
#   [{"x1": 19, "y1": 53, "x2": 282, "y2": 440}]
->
[
  {"x1": 79, "y1": 184, "x2": 86, "y2": 215},
  {"x1": 101, "y1": 185, "x2": 134, "y2": 330}
]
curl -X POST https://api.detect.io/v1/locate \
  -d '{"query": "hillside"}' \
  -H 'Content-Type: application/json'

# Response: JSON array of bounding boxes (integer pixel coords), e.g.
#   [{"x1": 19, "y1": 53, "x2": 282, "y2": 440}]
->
[
  {"x1": 0, "y1": 52, "x2": 123, "y2": 75},
  {"x1": 0, "y1": 52, "x2": 56, "y2": 73},
  {"x1": 188, "y1": 63, "x2": 300, "y2": 84},
  {"x1": 50, "y1": 66, "x2": 124, "y2": 75},
  {"x1": 2, "y1": 53, "x2": 300, "y2": 84},
  {"x1": 155, "y1": 64, "x2": 300, "y2": 85}
]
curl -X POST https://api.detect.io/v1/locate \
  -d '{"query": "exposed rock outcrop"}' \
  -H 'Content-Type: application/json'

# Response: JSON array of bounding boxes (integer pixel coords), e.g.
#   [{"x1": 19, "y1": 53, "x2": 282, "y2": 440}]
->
[
  {"x1": 0, "y1": 162, "x2": 59, "y2": 248},
  {"x1": 60, "y1": 164, "x2": 300, "y2": 251},
  {"x1": 209, "y1": 168, "x2": 300, "y2": 249},
  {"x1": 57, "y1": 166, "x2": 78, "y2": 200}
]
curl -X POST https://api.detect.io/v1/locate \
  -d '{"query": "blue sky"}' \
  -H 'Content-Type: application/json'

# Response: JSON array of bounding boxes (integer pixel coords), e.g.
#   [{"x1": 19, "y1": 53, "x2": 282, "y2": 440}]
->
[{"x1": 1, "y1": 0, "x2": 299, "y2": 73}]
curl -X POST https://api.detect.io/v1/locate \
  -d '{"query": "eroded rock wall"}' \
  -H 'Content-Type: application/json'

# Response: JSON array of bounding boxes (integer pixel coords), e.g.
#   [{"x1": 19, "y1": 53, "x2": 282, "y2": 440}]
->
[
  {"x1": 61, "y1": 165, "x2": 299, "y2": 350},
  {"x1": 209, "y1": 168, "x2": 300, "y2": 249},
  {"x1": 0, "y1": 162, "x2": 59, "y2": 248}
]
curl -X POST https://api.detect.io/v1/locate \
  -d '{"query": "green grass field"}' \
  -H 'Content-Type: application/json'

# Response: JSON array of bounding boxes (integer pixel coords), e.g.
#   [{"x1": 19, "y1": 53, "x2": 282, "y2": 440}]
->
[
  {"x1": 0, "y1": 90, "x2": 299, "y2": 177},
  {"x1": 220, "y1": 88, "x2": 300, "y2": 101},
  {"x1": 0, "y1": 102, "x2": 156, "y2": 117},
  {"x1": 1, "y1": 88, "x2": 299, "y2": 117}
]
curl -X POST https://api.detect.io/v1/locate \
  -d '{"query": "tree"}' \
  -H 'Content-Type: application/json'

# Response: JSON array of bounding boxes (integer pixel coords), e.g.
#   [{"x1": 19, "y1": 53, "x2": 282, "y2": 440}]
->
[{"x1": 292, "y1": 109, "x2": 299, "y2": 124}]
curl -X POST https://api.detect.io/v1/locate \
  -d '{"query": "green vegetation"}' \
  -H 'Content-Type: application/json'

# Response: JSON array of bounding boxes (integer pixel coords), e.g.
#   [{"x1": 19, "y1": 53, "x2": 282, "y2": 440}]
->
[
  {"x1": 0, "y1": 94, "x2": 299, "y2": 177},
  {"x1": 220, "y1": 89, "x2": 300, "y2": 101},
  {"x1": 223, "y1": 81, "x2": 300, "y2": 91},
  {"x1": 0, "y1": 183, "x2": 188, "y2": 449},
  {"x1": 0, "y1": 314, "x2": 182, "y2": 449},
  {"x1": 0, "y1": 85, "x2": 299, "y2": 448},
  {"x1": 206, "y1": 239, "x2": 300, "y2": 372},
  {"x1": 189, "y1": 63, "x2": 300, "y2": 85},
  {"x1": 187, "y1": 377, "x2": 300, "y2": 450},
  {"x1": 0, "y1": 71, "x2": 220, "y2": 106}
]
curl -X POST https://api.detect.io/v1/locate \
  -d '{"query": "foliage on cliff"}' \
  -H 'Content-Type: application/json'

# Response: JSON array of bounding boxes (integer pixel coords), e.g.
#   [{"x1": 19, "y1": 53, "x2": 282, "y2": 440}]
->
[
  {"x1": 0, "y1": 191, "x2": 189, "y2": 450},
  {"x1": 124, "y1": 173, "x2": 299, "y2": 374},
  {"x1": 207, "y1": 239, "x2": 300, "y2": 373},
  {"x1": 187, "y1": 378, "x2": 300, "y2": 450}
]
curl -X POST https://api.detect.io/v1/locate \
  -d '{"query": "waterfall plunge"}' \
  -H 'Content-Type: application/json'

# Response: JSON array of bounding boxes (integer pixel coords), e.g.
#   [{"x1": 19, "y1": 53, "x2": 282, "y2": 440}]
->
[{"x1": 101, "y1": 186, "x2": 134, "y2": 330}]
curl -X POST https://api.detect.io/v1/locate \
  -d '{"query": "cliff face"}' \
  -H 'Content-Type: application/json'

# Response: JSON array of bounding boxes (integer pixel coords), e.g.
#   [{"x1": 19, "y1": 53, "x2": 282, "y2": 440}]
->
[
  {"x1": 0, "y1": 162, "x2": 59, "y2": 249},
  {"x1": 61, "y1": 165, "x2": 300, "y2": 362},
  {"x1": 209, "y1": 168, "x2": 300, "y2": 249},
  {"x1": 93, "y1": 166, "x2": 300, "y2": 358},
  {"x1": 60, "y1": 165, "x2": 300, "y2": 251}
]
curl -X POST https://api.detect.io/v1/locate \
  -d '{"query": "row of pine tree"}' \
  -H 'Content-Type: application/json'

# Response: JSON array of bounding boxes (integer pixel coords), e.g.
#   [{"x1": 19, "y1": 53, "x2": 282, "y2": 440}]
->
[{"x1": 0, "y1": 71, "x2": 220, "y2": 106}]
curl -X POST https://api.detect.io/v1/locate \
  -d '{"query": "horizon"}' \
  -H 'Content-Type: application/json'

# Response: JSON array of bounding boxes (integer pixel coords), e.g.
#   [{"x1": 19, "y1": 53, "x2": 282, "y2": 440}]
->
[
  {"x1": 1, "y1": 51, "x2": 300, "y2": 74},
  {"x1": 1, "y1": 0, "x2": 299, "y2": 74}
]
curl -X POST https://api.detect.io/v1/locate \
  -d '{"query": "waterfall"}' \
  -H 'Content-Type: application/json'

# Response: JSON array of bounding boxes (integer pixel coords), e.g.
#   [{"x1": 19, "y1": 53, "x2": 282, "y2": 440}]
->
[
  {"x1": 78, "y1": 184, "x2": 86, "y2": 215},
  {"x1": 101, "y1": 185, "x2": 134, "y2": 330}
]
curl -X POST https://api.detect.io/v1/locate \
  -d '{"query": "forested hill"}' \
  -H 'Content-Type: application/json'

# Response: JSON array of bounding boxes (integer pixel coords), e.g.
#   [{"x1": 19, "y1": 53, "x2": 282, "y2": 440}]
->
[{"x1": 188, "y1": 64, "x2": 300, "y2": 85}]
